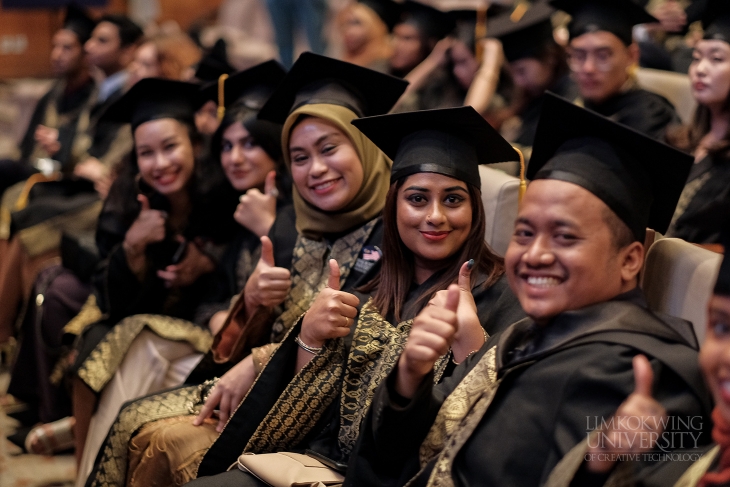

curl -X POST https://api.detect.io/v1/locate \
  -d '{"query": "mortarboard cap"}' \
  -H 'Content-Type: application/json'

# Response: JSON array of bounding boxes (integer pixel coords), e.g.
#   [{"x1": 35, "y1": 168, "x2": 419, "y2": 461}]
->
[
  {"x1": 488, "y1": 1, "x2": 557, "y2": 62},
  {"x1": 358, "y1": 0, "x2": 402, "y2": 31},
  {"x1": 103, "y1": 78, "x2": 201, "y2": 132},
  {"x1": 63, "y1": 4, "x2": 96, "y2": 44},
  {"x1": 528, "y1": 93, "x2": 693, "y2": 242},
  {"x1": 257, "y1": 52, "x2": 408, "y2": 123},
  {"x1": 199, "y1": 60, "x2": 286, "y2": 120},
  {"x1": 195, "y1": 38, "x2": 235, "y2": 82},
  {"x1": 702, "y1": 0, "x2": 730, "y2": 43},
  {"x1": 352, "y1": 106, "x2": 520, "y2": 187},
  {"x1": 549, "y1": 0, "x2": 657, "y2": 45},
  {"x1": 399, "y1": 1, "x2": 456, "y2": 40}
]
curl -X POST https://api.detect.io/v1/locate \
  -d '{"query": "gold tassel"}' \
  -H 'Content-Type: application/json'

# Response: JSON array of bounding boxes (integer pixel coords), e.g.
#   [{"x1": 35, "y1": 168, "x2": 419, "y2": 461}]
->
[
  {"x1": 217, "y1": 73, "x2": 229, "y2": 122},
  {"x1": 510, "y1": 1, "x2": 530, "y2": 23},
  {"x1": 475, "y1": 6, "x2": 488, "y2": 61}
]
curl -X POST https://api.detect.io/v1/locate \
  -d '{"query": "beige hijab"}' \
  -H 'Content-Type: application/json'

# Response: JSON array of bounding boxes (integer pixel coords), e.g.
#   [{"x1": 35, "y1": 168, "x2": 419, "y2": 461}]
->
[{"x1": 282, "y1": 103, "x2": 392, "y2": 239}]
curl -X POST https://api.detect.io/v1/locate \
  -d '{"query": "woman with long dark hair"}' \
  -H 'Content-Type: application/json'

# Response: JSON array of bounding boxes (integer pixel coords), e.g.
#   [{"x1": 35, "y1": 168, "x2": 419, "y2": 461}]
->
[{"x1": 666, "y1": 3, "x2": 730, "y2": 244}]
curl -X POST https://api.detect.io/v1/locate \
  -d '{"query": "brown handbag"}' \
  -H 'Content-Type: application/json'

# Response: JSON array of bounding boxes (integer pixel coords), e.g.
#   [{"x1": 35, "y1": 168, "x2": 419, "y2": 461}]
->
[{"x1": 236, "y1": 452, "x2": 344, "y2": 487}]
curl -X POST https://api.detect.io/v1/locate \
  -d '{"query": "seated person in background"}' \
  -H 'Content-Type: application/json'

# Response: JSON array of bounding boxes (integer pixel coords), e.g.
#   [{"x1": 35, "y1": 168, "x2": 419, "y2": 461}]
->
[
  {"x1": 130, "y1": 106, "x2": 526, "y2": 487},
  {"x1": 0, "y1": 4, "x2": 96, "y2": 195},
  {"x1": 81, "y1": 53, "x2": 407, "y2": 487},
  {"x1": 191, "y1": 38, "x2": 236, "y2": 137},
  {"x1": 552, "y1": 0, "x2": 682, "y2": 140},
  {"x1": 345, "y1": 93, "x2": 711, "y2": 487},
  {"x1": 336, "y1": 0, "x2": 397, "y2": 72},
  {"x1": 667, "y1": 0, "x2": 730, "y2": 245},
  {"x1": 127, "y1": 32, "x2": 202, "y2": 86},
  {"x1": 477, "y1": 1, "x2": 578, "y2": 149}
]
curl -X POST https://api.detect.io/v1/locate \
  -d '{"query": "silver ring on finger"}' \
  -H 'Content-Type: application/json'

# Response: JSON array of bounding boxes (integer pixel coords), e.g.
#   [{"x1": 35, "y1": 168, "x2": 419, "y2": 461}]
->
[{"x1": 269, "y1": 188, "x2": 280, "y2": 198}]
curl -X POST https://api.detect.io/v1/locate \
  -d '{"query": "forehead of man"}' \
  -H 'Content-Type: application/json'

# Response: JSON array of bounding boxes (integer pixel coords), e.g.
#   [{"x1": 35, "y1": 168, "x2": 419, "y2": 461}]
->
[
  {"x1": 519, "y1": 179, "x2": 615, "y2": 240},
  {"x1": 570, "y1": 29, "x2": 629, "y2": 52}
]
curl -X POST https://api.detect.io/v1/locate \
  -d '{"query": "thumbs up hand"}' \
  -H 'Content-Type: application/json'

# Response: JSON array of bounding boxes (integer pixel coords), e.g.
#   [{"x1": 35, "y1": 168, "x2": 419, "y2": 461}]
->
[
  {"x1": 428, "y1": 260, "x2": 485, "y2": 363},
  {"x1": 243, "y1": 236, "x2": 292, "y2": 317},
  {"x1": 586, "y1": 355, "x2": 667, "y2": 473},
  {"x1": 124, "y1": 195, "x2": 167, "y2": 254},
  {"x1": 299, "y1": 259, "x2": 360, "y2": 348},
  {"x1": 396, "y1": 285, "x2": 460, "y2": 399},
  {"x1": 234, "y1": 171, "x2": 279, "y2": 238}
]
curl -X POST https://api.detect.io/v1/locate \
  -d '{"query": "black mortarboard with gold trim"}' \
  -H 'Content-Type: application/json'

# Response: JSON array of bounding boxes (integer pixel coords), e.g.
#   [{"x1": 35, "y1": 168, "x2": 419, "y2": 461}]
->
[
  {"x1": 528, "y1": 93, "x2": 693, "y2": 242},
  {"x1": 103, "y1": 78, "x2": 200, "y2": 131},
  {"x1": 488, "y1": 1, "x2": 556, "y2": 62},
  {"x1": 549, "y1": 0, "x2": 657, "y2": 45},
  {"x1": 195, "y1": 38, "x2": 235, "y2": 82},
  {"x1": 352, "y1": 106, "x2": 520, "y2": 187},
  {"x1": 702, "y1": 0, "x2": 730, "y2": 44},
  {"x1": 199, "y1": 59, "x2": 287, "y2": 120},
  {"x1": 63, "y1": 4, "x2": 96, "y2": 44},
  {"x1": 257, "y1": 52, "x2": 408, "y2": 123}
]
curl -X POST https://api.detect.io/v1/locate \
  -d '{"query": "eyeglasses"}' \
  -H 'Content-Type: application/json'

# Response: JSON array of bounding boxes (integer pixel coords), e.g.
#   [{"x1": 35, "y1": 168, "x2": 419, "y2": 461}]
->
[{"x1": 567, "y1": 48, "x2": 617, "y2": 73}]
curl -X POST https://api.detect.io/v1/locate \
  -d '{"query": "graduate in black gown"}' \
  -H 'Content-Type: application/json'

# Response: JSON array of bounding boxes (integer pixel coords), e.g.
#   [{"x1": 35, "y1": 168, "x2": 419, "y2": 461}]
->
[
  {"x1": 551, "y1": 0, "x2": 681, "y2": 141},
  {"x1": 345, "y1": 93, "x2": 712, "y2": 487},
  {"x1": 667, "y1": 0, "x2": 730, "y2": 245},
  {"x1": 185, "y1": 106, "x2": 526, "y2": 487},
  {"x1": 484, "y1": 1, "x2": 578, "y2": 149}
]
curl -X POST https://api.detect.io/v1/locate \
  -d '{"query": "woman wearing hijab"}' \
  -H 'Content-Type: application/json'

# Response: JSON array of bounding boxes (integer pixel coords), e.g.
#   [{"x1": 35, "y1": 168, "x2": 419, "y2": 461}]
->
[{"x1": 80, "y1": 53, "x2": 407, "y2": 487}]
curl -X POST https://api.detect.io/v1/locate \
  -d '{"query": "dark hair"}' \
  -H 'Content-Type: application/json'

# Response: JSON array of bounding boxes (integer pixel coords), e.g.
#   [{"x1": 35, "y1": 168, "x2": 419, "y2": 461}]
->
[
  {"x1": 210, "y1": 101, "x2": 289, "y2": 195},
  {"x1": 365, "y1": 178, "x2": 505, "y2": 322},
  {"x1": 602, "y1": 206, "x2": 635, "y2": 250},
  {"x1": 98, "y1": 14, "x2": 143, "y2": 47},
  {"x1": 667, "y1": 102, "x2": 730, "y2": 161}
]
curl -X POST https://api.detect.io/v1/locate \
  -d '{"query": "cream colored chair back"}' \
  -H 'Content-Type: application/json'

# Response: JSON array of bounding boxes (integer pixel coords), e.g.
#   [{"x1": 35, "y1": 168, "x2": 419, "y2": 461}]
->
[
  {"x1": 636, "y1": 68, "x2": 697, "y2": 125},
  {"x1": 640, "y1": 238, "x2": 721, "y2": 344},
  {"x1": 480, "y1": 166, "x2": 519, "y2": 257}
]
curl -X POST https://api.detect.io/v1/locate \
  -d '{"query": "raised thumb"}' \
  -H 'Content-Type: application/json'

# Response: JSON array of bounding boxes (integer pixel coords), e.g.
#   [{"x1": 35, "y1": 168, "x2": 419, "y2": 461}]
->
[
  {"x1": 137, "y1": 194, "x2": 150, "y2": 211},
  {"x1": 327, "y1": 259, "x2": 340, "y2": 290},
  {"x1": 260, "y1": 236, "x2": 275, "y2": 267},
  {"x1": 264, "y1": 170, "x2": 277, "y2": 196},
  {"x1": 458, "y1": 259, "x2": 474, "y2": 292},
  {"x1": 632, "y1": 354, "x2": 654, "y2": 397},
  {"x1": 444, "y1": 284, "x2": 460, "y2": 313}
]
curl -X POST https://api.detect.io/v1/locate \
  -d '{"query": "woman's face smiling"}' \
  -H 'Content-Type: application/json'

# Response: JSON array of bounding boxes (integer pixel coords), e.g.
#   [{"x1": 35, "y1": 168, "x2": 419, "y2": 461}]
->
[
  {"x1": 135, "y1": 118, "x2": 195, "y2": 196},
  {"x1": 221, "y1": 121, "x2": 276, "y2": 192},
  {"x1": 700, "y1": 294, "x2": 730, "y2": 424},
  {"x1": 289, "y1": 117, "x2": 364, "y2": 212},
  {"x1": 397, "y1": 172, "x2": 472, "y2": 274}
]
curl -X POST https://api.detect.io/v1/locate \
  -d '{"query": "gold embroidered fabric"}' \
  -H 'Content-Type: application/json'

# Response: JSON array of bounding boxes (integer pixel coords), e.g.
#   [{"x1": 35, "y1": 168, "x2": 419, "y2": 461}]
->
[
  {"x1": 243, "y1": 336, "x2": 347, "y2": 453},
  {"x1": 412, "y1": 346, "x2": 500, "y2": 487},
  {"x1": 88, "y1": 385, "x2": 202, "y2": 487},
  {"x1": 63, "y1": 294, "x2": 103, "y2": 337},
  {"x1": 270, "y1": 218, "x2": 378, "y2": 342},
  {"x1": 77, "y1": 314, "x2": 213, "y2": 392},
  {"x1": 667, "y1": 171, "x2": 712, "y2": 235}
]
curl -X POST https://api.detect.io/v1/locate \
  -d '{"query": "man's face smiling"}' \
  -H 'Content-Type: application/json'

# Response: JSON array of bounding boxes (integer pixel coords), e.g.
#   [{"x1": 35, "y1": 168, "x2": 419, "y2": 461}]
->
[{"x1": 505, "y1": 179, "x2": 632, "y2": 324}]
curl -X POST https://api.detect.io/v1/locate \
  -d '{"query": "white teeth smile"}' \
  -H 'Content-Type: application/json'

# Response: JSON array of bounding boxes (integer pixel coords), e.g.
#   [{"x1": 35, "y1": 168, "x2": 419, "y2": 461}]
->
[
  {"x1": 313, "y1": 180, "x2": 336, "y2": 191},
  {"x1": 526, "y1": 276, "x2": 560, "y2": 287}
]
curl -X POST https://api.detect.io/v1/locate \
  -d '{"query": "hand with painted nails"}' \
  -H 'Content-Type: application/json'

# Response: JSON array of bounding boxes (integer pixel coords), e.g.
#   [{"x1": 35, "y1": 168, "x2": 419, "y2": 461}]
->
[
  {"x1": 585, "y1": 355, "x2": 667, "y2": 473},
  {"x1": 234, "y1": 170, "x2": 279, "y2": 238},
  {"x1": 396, "y1": 284, "x2": 460, "y2": 399},
  {"x1": 429, "y1": 260, "x2": 485, "y2": 363}
]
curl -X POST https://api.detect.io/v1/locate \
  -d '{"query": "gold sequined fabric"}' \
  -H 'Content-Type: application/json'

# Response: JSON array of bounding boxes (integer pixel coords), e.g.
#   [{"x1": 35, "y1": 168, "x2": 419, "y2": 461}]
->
[
  {"x1": 77, "y1": 314, "x2": 213, "y2": 392},
  {"x1": 667, "y1": 171, "x2": 712, "y2": 236},
  {"x1": 88, "y1": 385, "x2": 202, "y2": 487}
]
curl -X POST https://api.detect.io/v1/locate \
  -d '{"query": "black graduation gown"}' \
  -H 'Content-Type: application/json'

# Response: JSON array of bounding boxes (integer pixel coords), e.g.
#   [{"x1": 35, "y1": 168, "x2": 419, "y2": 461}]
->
[
  {"x1": 190, "y1": 270, "x2": 525, "y2": 483},
  {"x1": 346, "y1": 289, "x2": 712, "y2": 487},
  {"x1": 18, "y1": 78, "x2": 96, "y2": 169},
  {"x1": 667, "y1": 155, "x2": 730, "y2": 244},
  {"x1": 584, "y1": 88, "x2": 681, "y2": 141},
  {"x1": 516, "y1": 75, "x2": 579, "y2": 148}
]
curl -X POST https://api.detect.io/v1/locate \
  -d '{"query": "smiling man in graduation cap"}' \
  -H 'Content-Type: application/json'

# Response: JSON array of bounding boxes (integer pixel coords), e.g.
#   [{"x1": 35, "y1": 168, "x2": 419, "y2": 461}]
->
[
  {"x1": 345, "y1": 93, "x2": 712, "y2": 487},
  {"x1": 551, "y1": 0, "x2": 681, "y2": 140}
]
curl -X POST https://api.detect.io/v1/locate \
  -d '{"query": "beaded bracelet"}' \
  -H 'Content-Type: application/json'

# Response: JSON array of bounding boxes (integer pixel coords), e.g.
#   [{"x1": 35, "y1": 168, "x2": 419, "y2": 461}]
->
[
  {"x1": 451, "y1": 327, "x2": 489, "y2": 365},
  {"x1": 295, "y1": 335, "x2": 323, "y2": 354}
]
